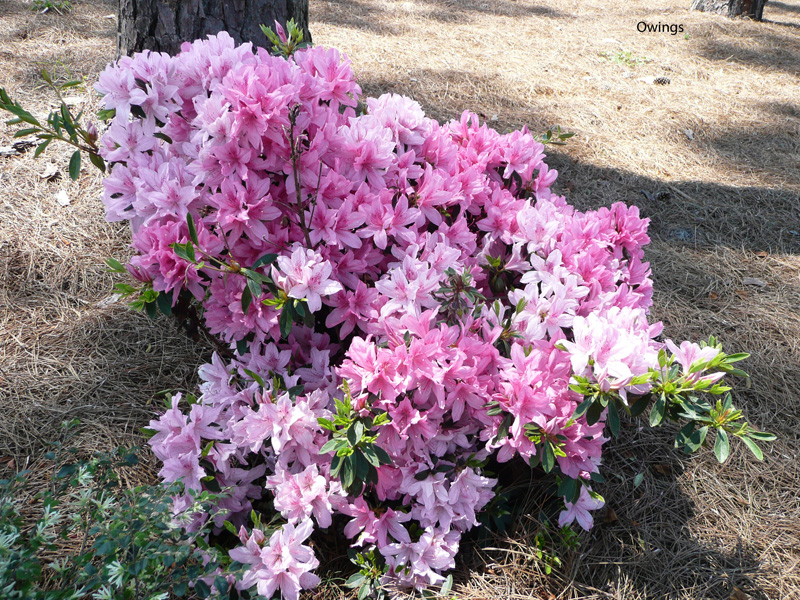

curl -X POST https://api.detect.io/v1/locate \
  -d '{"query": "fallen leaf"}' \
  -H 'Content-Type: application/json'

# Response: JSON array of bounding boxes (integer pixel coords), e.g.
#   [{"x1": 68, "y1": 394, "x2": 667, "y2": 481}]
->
[
  {"x1": 40, "y1": 163, "x2": 60, "y2": 181},
  {"x1": 604, "y1": 506, "x2": 618, "y2": 523},
  {"x1": 730, "y1": 586, "x2": 748, "y2": 600},
  {"x1": 55, "y1": 190, "x2": 71, "y2": 206},
  {"x1": 683, "y1": 128, "x2": 694, "y2": 140},
  {"x1": 95, "y1": 294, "x2": 122, "y2": 308},
  {"x1": 734, "y1": 497, "x2": 750, "y2": 506},
  {"x1": 652, "y1": 463, "x2": 672, "y2": 476},
  {"x1": 742, "y1": 277, "x2": 767, "y2": 287},
  {"x1": 755, "y1": 251, "x2": 768, "y2": 258},
  {"x1": 734, "y1": 290, "x2": 748, "y2": 299},
  {"x1": 708, "y1": 292, "x2": 719, "y2": 300}
]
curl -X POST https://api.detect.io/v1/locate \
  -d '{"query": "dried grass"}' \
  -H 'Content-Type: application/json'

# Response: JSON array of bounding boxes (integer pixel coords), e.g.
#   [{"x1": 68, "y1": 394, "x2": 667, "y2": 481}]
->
[{"x1": 2, "y1": 0, "x2": 799, "y2": 598}]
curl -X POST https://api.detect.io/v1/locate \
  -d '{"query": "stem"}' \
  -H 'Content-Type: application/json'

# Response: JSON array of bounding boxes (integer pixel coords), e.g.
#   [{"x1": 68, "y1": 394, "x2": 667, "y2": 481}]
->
[{"x1": 288, "y1": 107, "x2": 313, "y2": 248}]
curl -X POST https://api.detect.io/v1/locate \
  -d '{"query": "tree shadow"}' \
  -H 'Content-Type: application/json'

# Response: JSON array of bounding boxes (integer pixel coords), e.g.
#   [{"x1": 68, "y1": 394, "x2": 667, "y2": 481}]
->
[
  {"x1": 567, "y1": 426, "x2": 781, "y2": 600},
  {"x1": 415, "y1": 0, "x2": 567, "y2": 23},
  {"x1": 312, "y1": 0, "x2": 398, "y2": 35},
  {"x1": 769, "y1": 0, "x2": 800, "y2": 15},
  {"x1": 696, "y1": 28, "x2": 800, "y2": 74},
  {"x1": 0, "y1": 0, "x2": 117, "y2": 41}
]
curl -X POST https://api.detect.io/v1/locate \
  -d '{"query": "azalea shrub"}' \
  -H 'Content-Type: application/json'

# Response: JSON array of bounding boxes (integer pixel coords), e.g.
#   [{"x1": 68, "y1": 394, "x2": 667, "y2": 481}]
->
[{"x1": 0, "y1": 22, "x2": 775, "y2": 600}]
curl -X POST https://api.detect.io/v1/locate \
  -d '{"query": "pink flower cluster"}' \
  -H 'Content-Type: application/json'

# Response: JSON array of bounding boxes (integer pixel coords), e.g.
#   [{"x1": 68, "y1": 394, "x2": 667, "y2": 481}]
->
[{"x1": 95, "y1": 33, "x2": 714, "y2": 597}]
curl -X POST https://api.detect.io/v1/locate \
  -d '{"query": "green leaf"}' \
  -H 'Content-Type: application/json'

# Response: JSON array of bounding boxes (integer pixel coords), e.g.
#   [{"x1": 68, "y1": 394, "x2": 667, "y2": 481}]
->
[
  {"x1": 330, "y1": 454, "x2": 343, "y2": 477},
  {"x1": 279, "y1": 305, "x2": 292, "y2": 339},
  {"x1": 649, "y1": 393, "x2": 667, "y2": 427},
  {"x1": 13, "y1": 127, "x2": 39, "y2": 138},
  {"x1": 354, "y1": 451, "x2": 369, "y2": 482},
  {"x1": 153, "y1": 131, "x2": 174, "y2": 144},
  {"x1": 358, "y1": 583, "x2": 370, "y2": 600},
  {"x1": 557, "y1": 476, "x2": 578, "y2": 502},
  {"x1": 60, "y1": 79, "x2": 84, "y2": 90},
  {"x1": 629, "y1": 393, "x2": 651, "y2": 418},
  {"x1": 247, "y1": 276, "x2": 262, "y2": 303},
  {"x1": 342, "y1": 454, "x2": 355, "y2": 489},
  {"x1": 713, "y1": 429, "x2": 730, "y2": 463},
  {"x1": 252, "y1": 253, "x2": 278, "y2": 269},
  {"x1": 691, "y1": 425, "x2": 709, "y2": 451},
  {"x1": 242, "y1": 368, "x2": 265, "y2": 388},
  {"x1": 105, "y1": 257, "x2": 125, "y2": 273},
  {"x1": 441, "y1": 574, "x2": 453, "y2": 596},
  {"x1": 33, "y1": 137, "x2": 52, "y2": 158},
  {"x1": 748, "y1": 431, "x2": 776, "y2": 442},
  {"x1": 61, "y1": 105, "x2": 76, "y2": 138},
  {"x1": 88, "y1": 151, "x2": 106, "y2": 172},
  {"x1": 528, "y1": 445, "x2": 541, "y2": 469},
  {"x1": 68, "y1": 150, "x2": 81, "y2": 180},
  {"x1": 194, "y1": 580, "x2": 211, "y2": 599},
  {"x1": 362, "y1": 444, "x2": 381, "y2": 467},
  {"x1": 675, "y1": 421, "x2": 694, "y2": 451},
  {"x1": 155, "y1": 290, "x2": 172, "y2": 316},
  {"x1": 723, "y1": 352, "x2": 749, "y2": 363},
  {"x1": 319, "y1": 439, "x2": 341, "y2": 455},
  {"x1": 572, "y1": 397, "x2": 593, "y2": 420},
  {"x1": 541, "y1": 442, "x2": 555, "y2": 473},
  {"x1": 633, "y1": 472, "x2": 644, "y2": 488},
  {"x1": 346, "y1": 573, "x2": 367, "y2": 589},
  {"x1": 740, "y1": 436, "x2": 764, "y2": 461},
  {"x1": 187, "y1": 213, "x2": 200, "y2": 245},
  {"x1": 372, "y1": 445, "x2": 391, "y2": 465},
  {"x1": 586, "y1": 399, "x2": 604, "y2": 426},
  {"x1": 214, "y1": 575, "x2": 229, "y2": 595},
  {"x1": 353, "y1": 420, "x2": 364, "y2": 444},
  {"x1": 241, "y1": 284, "x2": 252, "y2": 313},
  {"x1": 236, "y1": 338, "x2": 249, "y2": 356},
  {"x1": 607, "y1": 401, "x2": 620, "y2": 437}
]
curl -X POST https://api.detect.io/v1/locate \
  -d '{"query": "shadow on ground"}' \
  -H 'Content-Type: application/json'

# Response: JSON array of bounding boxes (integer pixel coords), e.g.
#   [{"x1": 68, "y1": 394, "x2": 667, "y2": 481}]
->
[{"x1": 697, "y1": 27, "x2": 800, "y2": 73}]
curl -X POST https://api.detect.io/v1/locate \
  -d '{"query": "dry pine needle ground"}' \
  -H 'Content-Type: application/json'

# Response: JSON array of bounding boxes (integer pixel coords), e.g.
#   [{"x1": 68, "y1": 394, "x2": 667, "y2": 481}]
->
[{"x1": 1, "y1": 0, "x2": 799, "y2": 598}]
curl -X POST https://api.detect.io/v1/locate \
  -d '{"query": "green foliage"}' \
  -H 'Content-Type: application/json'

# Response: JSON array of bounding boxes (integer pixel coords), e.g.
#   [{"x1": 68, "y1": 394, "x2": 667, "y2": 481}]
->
[
  {"x1": 537, "y1": 125, "x2": 575, "y2": 146},
  {"x1": 318, "y1": 382, "x2": 392, "y2": 496},
  {"x1": 260, "y1": 19, "x2": 309, "y2": 57},
  {"x1": 0, "y1": 72, "x2": 103, "y2": 180},
  {"x1": 431, "y1": 267, "x2": 485, "y2": 325},
  {"x1": 564, "y1": 337, "x2": 775, "y2": 465},
  {"x1": 30, "y1": 0, "x2": 72, "y2": 14},
  {"x1": 0, "y1": 422, "x2": 229, "y2": 600},
  {"x1": 346, "y1": 548, "x2": 389, "y2": 600},
  {"x1": 598, "y1": 49, "x2": 651, "y2": 68},
  {"x1": 530, "y1": 525, "x2": 580, "y2": 576}
]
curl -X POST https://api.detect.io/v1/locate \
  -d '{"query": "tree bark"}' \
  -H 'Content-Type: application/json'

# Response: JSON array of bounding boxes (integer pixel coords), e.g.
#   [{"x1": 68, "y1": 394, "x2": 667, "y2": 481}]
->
[
  {"x1": 118, "y1": 0, "x2": 311, "y2": 57},
  {"x1": 689, "y1": 0, "x2": 767, "y2": 20}
]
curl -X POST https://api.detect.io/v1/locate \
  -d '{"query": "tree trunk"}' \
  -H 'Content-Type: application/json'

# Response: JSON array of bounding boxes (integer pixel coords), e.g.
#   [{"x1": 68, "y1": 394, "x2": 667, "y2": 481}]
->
[
  {"x1": 118, "y1": 0, "x2": 311, "y2": 57},
  {"x1": 689, "y1": 0, "x2": 767, "y2": 20}
]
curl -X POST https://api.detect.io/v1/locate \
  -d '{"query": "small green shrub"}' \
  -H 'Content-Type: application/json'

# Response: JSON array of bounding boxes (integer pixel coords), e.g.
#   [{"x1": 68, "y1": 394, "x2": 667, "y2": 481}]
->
[
  {"x1": 30, "y1": 0, "x2": 73, "y2": 15},
  {"x1": 0, "y1": 423, "x2": 232, "y2": 600}
]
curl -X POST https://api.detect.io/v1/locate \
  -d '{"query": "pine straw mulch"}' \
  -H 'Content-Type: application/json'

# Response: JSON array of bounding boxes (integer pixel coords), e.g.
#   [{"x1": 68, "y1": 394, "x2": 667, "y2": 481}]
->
[{"x1": 1, "y1": 0, "x2": 799, "y2": 598}]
